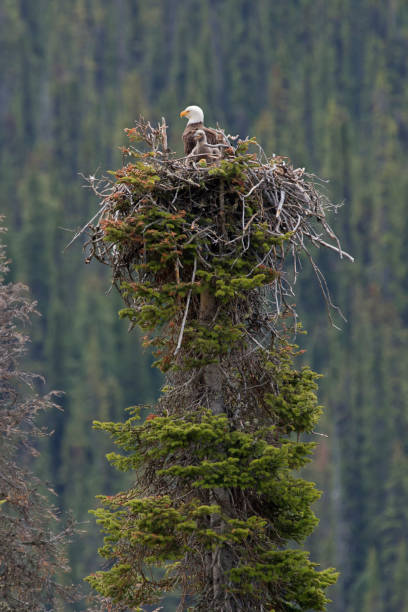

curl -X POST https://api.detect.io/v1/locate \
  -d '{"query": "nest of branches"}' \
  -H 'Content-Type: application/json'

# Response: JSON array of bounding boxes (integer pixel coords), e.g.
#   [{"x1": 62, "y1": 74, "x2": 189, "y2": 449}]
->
[{"x1": 81, "y1": 117, "x2": 350, "y2": 356}]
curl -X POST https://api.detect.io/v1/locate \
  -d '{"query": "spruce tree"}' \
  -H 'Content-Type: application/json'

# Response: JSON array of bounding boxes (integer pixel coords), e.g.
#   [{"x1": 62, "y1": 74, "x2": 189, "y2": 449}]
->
[
  {"x1": 360, "y1": 549, "x2": 384, "y2": 612},
  {"x1": 84, "y1": 120, "x2": 341, "y2": 611}
]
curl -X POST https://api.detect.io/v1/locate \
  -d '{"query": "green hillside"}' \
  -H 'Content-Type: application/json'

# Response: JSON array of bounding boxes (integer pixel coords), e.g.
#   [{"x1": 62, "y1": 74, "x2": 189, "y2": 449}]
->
[{"x1": 1, "y1": 1, "x2": 407, "y2": 609}]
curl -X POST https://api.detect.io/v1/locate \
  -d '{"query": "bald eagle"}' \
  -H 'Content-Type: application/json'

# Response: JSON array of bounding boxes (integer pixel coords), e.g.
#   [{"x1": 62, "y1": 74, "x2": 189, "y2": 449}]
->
[{"x1": 180, "y1": 105, "x2": 226, "y2": 156}]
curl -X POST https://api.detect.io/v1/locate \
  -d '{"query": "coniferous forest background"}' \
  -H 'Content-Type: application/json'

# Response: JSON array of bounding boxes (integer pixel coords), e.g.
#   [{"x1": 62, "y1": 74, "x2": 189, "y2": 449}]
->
[{"x1": 1, "y1": 1, "x2": 408, "y2": 610}]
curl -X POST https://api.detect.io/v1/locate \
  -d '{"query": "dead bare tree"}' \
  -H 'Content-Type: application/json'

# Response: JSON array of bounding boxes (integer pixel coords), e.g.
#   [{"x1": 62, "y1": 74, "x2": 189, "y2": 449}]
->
[{"x1": 0, "y1": 223, "x2": 79, "y2": 611}]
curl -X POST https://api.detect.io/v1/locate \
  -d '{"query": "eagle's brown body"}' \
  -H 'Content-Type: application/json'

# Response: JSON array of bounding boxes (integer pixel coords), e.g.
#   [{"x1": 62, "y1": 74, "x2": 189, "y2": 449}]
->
[{"x1": 182, "y1": 122, "x2": 224, "y2": 155}]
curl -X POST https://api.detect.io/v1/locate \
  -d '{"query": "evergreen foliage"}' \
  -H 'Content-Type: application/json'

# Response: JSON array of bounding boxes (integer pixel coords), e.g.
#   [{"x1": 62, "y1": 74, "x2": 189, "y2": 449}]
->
[
  {"x1": 84, "y1": 124, "x2": 339, "y2": 610},
  {"x1": 2, "y1": 1, "x2": 408, "y2": 609}
]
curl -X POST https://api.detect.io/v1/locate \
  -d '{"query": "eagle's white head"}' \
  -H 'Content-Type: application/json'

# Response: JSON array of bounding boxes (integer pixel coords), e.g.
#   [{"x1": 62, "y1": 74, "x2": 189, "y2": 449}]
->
[{"x1": 180, "y1": 105, "x2": 204, "y2": 125}]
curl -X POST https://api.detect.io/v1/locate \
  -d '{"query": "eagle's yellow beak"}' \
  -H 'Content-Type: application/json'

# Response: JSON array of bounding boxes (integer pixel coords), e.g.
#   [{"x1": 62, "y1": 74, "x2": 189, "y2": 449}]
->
[{"x1": 180, "y1": 109, "x2": 189, "y2": 118}]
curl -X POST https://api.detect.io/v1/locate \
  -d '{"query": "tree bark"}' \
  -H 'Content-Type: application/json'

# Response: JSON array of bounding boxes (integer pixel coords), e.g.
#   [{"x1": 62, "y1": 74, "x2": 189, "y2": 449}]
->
[{"x1": 200, "y1": 289, "x2": 238, "y2": 611}]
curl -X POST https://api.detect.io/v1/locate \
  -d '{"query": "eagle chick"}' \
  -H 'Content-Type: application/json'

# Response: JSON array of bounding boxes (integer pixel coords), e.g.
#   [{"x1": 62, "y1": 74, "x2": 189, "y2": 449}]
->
[{"x1": 187, "y1": 129, "x2": 221, "y2": 164}]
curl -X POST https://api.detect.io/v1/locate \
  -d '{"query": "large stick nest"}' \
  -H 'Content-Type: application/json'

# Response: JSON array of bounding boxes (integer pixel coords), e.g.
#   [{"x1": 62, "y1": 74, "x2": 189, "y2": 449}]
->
[{"x1": 80, "y1": 117, "x2": 351, "y2": 335}]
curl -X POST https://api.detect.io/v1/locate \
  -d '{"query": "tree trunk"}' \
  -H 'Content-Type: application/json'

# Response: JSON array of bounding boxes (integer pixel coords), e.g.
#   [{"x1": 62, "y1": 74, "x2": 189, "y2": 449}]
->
[{"x1": 200, "y1": 289, "x2": 238, "y2": 611}]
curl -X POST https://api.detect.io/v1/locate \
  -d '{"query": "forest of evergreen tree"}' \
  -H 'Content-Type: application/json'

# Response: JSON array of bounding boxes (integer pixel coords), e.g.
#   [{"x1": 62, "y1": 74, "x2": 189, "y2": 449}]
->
[{"x1": 1, "y1": 1, "x2": 408, "y2": 610}]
